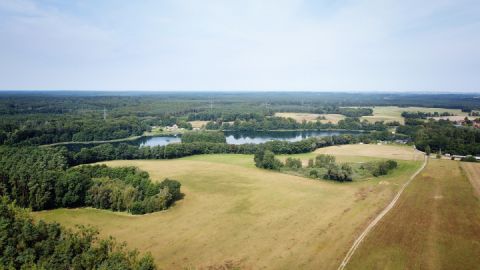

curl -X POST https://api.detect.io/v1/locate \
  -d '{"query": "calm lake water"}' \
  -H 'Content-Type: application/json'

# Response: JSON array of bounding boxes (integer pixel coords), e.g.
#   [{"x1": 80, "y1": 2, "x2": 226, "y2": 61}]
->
[
  {"x1": 58, "y1": 130, "x2": 361, "y2": 151},
  {"x1": 136, "y1": 130, "x2": 359, "y2": 147}
]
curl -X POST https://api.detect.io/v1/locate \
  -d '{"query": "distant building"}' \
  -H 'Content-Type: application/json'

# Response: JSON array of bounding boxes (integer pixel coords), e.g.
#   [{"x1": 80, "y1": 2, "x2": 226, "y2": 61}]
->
[{"x1": 166, "y1": 124, "x2": 179, "y2": 131}]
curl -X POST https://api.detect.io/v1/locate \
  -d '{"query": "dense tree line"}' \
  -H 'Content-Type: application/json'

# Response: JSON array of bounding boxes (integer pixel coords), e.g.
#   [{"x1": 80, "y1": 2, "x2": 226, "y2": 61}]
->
[
  {"x1": 0, "y1": 147, "x2": 181, "y2": 214},
  {"x1": 396, "y1": 119, "x2": 480, "y2": 155},
  {"x1": 181, "y1": 131, "x2": 226, "y2": 143},
  {"x1": 401, "y1": 111, "x2": 455, "y2": 119},
  {"x1": 187, "y1": 111, "x2": 265, "y2": 122},
  {"x1": 0, "y1": 116, "x2": 149, "y2": 145},
  {"x1": 337, "y1": 117, "x2": 387, "y2": 131},
  {"x1": 204, "y1": 117, "x2": 388, "y2": 132},
  {"x1": 335, "y1": 107, "x2": 373, "y2": 117},
  {"x1": 0, "y1": 197, "x2": 156, "y2": 269}
]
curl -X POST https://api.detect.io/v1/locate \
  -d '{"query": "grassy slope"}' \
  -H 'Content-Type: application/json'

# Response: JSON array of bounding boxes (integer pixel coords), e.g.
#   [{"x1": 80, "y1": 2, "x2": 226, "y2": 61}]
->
[
  {"x1": 33, "y1": 145, "x2": 421, "y2": 269},
  {"x1": 346, "y1": 159, "x2": 480, "y2": 270}
]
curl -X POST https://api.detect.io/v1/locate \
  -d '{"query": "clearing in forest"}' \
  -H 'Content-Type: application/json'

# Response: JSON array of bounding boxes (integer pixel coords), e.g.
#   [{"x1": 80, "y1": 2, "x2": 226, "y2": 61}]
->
[
  {"x1": 345, "y1": 159, "x2": 480, "y2": 270},
  {"x1": 274, "y1": 112, "x2": 346, "y2": 124}
]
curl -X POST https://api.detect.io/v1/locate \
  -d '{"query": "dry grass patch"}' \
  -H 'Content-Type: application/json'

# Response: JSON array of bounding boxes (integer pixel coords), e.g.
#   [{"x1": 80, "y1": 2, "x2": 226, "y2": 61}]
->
[
  {"x1": 315, "y1": 144, "x2": 423, "y2": 161},
  {"x1": 460, "y1": 162, "x2": 480, "y2": 197},
  {"x1": 274, "y1": 112, "x2": 322, "y2": 122},
  {"x1": 346, "y1": 159, "x2": 480, "y2": 270},
  {"x1": 274, "y1": 112, "x2": 345, "y2": 124},
  {"x1": 188, "y1": 120, "x2": 209, "y2": 128},
  {"x1": 33, "y1": 153, "x2": 421, "y2": 270}
]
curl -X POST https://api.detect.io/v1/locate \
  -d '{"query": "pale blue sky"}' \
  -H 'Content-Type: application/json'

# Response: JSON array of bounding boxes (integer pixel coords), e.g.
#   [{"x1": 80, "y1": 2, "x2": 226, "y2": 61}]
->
[{"x1": 0, "y1": 0, "x2": 479, "y2": 92}]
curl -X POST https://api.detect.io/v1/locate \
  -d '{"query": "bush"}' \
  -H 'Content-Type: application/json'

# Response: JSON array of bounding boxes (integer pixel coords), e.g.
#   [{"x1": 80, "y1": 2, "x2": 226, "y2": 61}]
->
[
  {"x1": 285, "y1": 157, "x2": 302, "y2": 169},
  {"x1": 254, "y1": 149, "x2": 283, "y2": 170},
  {"x1": 315, "y1": 154, "x2": 336, "y2": 168},
  {"x1": 324, "y1": 164, "x2": 352, "y2": 182},
  {"x1": 372, "y1": 160, "x2": 398, "y2": 176},
  {"x1": 461, "y1": 155, "x2": 478, "y2": 162},
  {"x1": 309, "y1": 169, "x2": 319, "y2": 178}
]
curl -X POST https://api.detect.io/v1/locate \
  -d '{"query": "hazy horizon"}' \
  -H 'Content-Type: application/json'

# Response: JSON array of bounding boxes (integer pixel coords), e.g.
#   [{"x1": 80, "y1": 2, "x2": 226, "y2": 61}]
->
[{"x1": 1, "y1": 0, "x2": 479, "y2": 92}]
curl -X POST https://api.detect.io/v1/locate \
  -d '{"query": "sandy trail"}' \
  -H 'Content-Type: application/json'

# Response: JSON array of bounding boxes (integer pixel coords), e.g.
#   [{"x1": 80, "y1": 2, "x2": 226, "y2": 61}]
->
[{"x1": 337, "y1": 153, "x2": 427, "y2": 270}]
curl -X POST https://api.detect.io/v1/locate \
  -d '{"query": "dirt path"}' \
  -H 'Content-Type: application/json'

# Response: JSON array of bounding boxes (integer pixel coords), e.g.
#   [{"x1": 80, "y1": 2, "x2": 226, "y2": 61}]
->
[{"x1": 337, "y1": 153, "x2": 427, "y2": 270}]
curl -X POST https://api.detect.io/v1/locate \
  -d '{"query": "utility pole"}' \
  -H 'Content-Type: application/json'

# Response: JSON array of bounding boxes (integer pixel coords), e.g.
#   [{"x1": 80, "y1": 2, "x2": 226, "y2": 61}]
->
[{"x1": 103, "y1": 107, "x2": 107, "y2": 121}]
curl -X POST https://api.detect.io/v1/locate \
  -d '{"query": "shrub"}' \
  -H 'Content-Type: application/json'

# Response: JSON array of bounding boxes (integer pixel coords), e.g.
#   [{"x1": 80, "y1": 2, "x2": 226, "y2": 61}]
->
[
  {"x1": 285, "y1": 157, "x2": 302, "y2": 169},
  {"x1": 315, "y1": 154, "x2": 336, "y2": 168},
  {"x1": 254, "y1": 149, "x2": 283, "y2": 170},
  {"x1": 309, "y1": 169, "x2": 319, "y2": 178},
  {"x1": 461, "y1": 155, "x2": 478, "y2": 162}
]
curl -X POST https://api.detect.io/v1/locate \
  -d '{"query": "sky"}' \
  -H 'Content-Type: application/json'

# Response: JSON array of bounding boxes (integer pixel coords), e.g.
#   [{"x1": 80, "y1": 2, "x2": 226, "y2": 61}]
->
[{"x1": 0, "y1": 0, "x2": 479, "y2": 92}]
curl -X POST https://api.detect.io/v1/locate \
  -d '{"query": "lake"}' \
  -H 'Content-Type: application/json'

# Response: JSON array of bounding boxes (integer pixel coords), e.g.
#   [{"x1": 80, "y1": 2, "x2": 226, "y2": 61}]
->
[{"x1": 136, "y1": 130, "x2": 360, "y2": 147}]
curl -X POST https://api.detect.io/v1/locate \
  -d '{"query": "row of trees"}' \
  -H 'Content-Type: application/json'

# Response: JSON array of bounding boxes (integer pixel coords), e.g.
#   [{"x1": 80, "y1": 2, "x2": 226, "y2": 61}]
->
[
  {"x1": 204, "y1": 117, "x2": 389, "y2": 132},
  {"x1": 401, "y1": 111, "x2": 455, "y2": 119},
  {"x1": 396, "y1": 119, "x2": 480, "y2": 155},
  {"x1": 0, "y1": 197, "x2": 156, "y2": 269},
  {"x1": 254, "y1": 151, "x2": 399, "y2": 183},
  {"x1": 181, "y1": 131, "x2": 226, "y2": 143}
]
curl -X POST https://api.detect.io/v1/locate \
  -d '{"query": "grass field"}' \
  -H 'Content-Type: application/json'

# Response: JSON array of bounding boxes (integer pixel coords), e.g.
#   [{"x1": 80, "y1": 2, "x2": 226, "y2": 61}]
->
[
  {"x1": 188, "y1": 120, "x2": 210, "y2": 129},
  {"x1": 33, "y1": 145, "x2": 422, "y2": 269},
  {"x1": 274, "y1": 112, "x2": 346, "y2": 124},
  {"x1": 346, "y1": 159, "x2": 480, "y2": 269},
  {"x1": 460, "y1": 162, "x2": 480, "y2": 197},
  {"x1": 358, "y1": 106, "x2": 467, "y2": 124}
]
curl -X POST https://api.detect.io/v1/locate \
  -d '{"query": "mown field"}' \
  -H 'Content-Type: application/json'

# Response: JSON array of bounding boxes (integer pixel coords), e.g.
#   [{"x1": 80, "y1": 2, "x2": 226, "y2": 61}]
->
[
  {"x1": 359, "y1": 106, "x2": 467, "y2": 124},
  {"x1": 33, "y1": 144, "x2": 422, "y2": 269},
  {"x1": 274, "y1": 112, "x2": 346, "y2": 124},
  {"x1": 346, "y1": 159, "x2": 480, "y2": 269}
]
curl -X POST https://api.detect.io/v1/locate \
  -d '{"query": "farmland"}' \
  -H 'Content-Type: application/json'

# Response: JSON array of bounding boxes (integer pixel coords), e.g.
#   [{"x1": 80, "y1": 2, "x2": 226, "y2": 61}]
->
[
  {"x1": 33, "y1": 144, "x2": 422, "y2": 269},
  {"x1": 274, "y1": 112, "x2": 346, "y2": 124},
  {"x1": 346, "y1": 159, "x2": 480, "y2": 269},
  {"x1": 359, "y1": 106, "x2": 467, "y2": 124}
]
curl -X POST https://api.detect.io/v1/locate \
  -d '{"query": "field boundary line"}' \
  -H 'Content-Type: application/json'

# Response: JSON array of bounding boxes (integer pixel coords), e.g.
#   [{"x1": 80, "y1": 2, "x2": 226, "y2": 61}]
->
[{"x1": 337, "y1": 153, "x2": 428, "y2": 270}]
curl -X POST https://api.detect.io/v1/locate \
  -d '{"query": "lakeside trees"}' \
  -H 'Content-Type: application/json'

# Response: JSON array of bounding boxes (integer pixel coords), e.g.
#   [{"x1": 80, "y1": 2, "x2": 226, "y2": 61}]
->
[{"x1": 181, "y1": 131, "x2": 226, "y2": 143}]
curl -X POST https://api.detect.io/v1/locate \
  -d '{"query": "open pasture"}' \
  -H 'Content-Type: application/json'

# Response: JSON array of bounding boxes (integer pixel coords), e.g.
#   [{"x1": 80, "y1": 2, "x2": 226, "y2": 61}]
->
[
  {"x1": 346, "y1": 159, "x2": 480, "y2": 269},
  {"x1": 461, "y1": 162, "x2": 480, "y2": 197},
  {"x1": 33, "y1": 145, "x2": 422, "y2": 269}
]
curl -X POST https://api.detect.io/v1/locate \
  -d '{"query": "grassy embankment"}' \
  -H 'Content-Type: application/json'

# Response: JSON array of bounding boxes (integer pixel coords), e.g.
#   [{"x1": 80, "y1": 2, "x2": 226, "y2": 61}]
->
[
  {"x1": 34, "y1": 144, "x2": 422, "y2": 269},
  {"x1": 346, "y1": 159, "x2": 480, "y2": 270}
]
